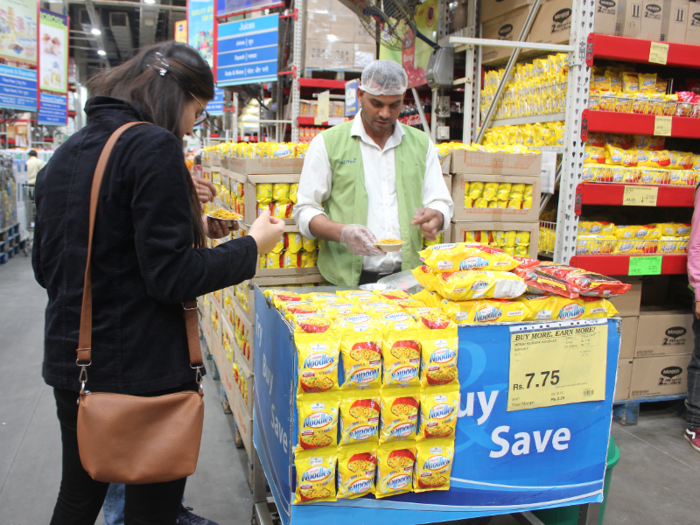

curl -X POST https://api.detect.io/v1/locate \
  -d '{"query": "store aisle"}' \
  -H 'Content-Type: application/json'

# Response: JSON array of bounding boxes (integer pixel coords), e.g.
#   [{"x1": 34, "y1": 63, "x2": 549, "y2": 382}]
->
[{"x1": 0, "y1": 257, "x2": 252, "y2": 525}]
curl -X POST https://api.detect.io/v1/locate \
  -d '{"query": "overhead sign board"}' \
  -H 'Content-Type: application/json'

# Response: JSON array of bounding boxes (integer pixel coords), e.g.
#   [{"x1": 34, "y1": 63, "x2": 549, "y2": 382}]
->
[
  {"x1": 0, "y1": 0, "x2": 38, "y2": 65},
  {"x1": 216, "y1": 0, "x2": 283, "y2": 18},
  {"x1": 39, "y1": 9, "x2": 68, "y2": 94},
  {"x1": 38, "y1": 92, "x2": 66, "y2": 126},
  {"x1": 0, "y1": 64, "x2": 37, "y2": 111},
  {"x1": 215, "y1": 13, "x2": 278, "y2": 86}
]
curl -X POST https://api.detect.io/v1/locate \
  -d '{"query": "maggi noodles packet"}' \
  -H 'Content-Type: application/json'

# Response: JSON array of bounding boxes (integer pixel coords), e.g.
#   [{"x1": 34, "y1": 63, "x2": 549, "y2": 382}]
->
[
  {"x1": 411, "y1": 288, "x2": 444, "y2": 308},
  {"x1": 294, "y1": 316, "x2": 340, "y2": 393},
  {"x1": 263, "y1": 289, "x2": 303, "y2": 307},
  {"x1": 337, "y1": 290, "x2": 377, "y2": 304},
  {"x1": 379, "y1": 386, "x2": 420, "y2": 443},
  {"x1": 418, "y1": 243, "x2": 519, "y2": 272},
  {"x1": 520, "y1": 295, "x2": 618, "y2": 321},
  {"x1": 375, "y1": 441, "x2": 417, "y2": 498},
  {"x1": 337, "y1": 443, "x2": 378, "y2": 499},
  {"x1": 335, "y1": 313, "x2": 382, "y2": 389},
  {"x1": 324, "y1": 302, "x2": 363, "y2": 318},
  {"x1": 339, "y1": 390, "x2": 381, "y2": 445},
  {"x1": 376, "y1": 312, "x2": 422, "y2": 386},
  {"x1": 414, "y1": 439, "x2": 455, "y2": 493},
  {"x1": 293, "y1": 449, "x2": 337, "y2": 504},
  {"x1": 429, "y1": 270, "x2": 527, "y2": 301},
  {"x1": 296, "y1": 392, "x2": 340, "y2": 452},
  {"x1": 373, "y1": 290, "x2": 412, "y2": 301},
  {"x1": 413, "y1": 309, "x2": 459, "y2": 387},
  {"x1": 441, "y1": 298, "x2": 531, "y2": 325},
  {"x1": 418, "y1": 386, "x2": 460, "y2": 440}
]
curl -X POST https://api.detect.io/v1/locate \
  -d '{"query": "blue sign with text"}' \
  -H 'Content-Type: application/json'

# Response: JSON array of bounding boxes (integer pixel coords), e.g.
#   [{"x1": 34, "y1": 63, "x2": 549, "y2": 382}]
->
[
  {"x1": 208, "y1": 87, "x2": 225, "y2": 115},
  {"x1": 216, "y1": 14, "x2": 278, "y2": 86},
  {"x1": 38, "y1": 92, "x2": 66, "y2": 126},
  {"x1": 0, "y1": 65, "x2": 37, "y2": 112},
  {"x1": 254, "y1": 285, "x2": 620, "y2": 525}
]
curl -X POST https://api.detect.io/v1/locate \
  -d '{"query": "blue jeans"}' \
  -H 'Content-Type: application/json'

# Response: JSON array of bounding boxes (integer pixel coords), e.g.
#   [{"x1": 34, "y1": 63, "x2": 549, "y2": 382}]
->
[{"x1": 103, "y1": 484, "x2": 125, "y2": 525}]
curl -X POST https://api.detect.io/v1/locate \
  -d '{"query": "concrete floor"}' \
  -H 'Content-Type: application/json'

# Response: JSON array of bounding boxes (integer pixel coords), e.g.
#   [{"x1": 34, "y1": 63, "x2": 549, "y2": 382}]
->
[{"x1": 0, "y1": 256, "x2": 698, "y2": 525}]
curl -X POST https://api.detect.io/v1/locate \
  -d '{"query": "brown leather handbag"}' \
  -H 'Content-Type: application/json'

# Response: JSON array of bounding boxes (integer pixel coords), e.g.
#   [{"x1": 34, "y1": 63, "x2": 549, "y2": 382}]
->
[{"x1": 75, "y1": 122, "x2": 205, "y2": 485}]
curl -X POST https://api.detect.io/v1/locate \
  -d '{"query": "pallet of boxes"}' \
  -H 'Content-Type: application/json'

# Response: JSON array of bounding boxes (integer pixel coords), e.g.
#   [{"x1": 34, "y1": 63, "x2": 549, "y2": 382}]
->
[
  {"x1": 445, "y1": 147, "x2": 540, "y2": 260},
  {"x1": 201, "y1": 145, "x2": 326, "y2": 458}
]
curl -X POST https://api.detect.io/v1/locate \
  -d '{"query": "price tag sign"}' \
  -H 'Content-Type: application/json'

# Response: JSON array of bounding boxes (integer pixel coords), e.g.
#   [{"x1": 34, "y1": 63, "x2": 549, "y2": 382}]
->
[
  {"x1": 649, "y1": 42, "x2": 669, "y2": 65},
  {"x1": 315, "y1": 91, "x2": 330, "y2": 125},
  {"x1": 507, "y1": 322, "x2": 608, "y2": 411},
  {"x1": 628, "y1": 256, "x2": 663, "y2": 276},
  {"x1": 654, "y1": 116, "x2": 673, "y2": 136},
  {"x1": 622, "y1": 185, "x2": 658, "y2": 206}
]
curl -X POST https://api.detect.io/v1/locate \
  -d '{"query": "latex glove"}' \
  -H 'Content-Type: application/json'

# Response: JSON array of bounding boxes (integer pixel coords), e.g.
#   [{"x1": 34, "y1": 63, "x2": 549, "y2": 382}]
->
[{"x1": 340, "y1": 224, "x2": 384, "y2": 256}]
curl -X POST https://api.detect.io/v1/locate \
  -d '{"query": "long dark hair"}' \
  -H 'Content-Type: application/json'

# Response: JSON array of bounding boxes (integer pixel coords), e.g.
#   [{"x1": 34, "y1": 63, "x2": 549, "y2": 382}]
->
[{"x1": 88, "y1": 41, "x2": 214, "y2": 248}]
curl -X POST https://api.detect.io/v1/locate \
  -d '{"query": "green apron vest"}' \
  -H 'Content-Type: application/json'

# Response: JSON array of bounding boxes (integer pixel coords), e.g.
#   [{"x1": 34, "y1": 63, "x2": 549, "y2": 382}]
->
[{"x1": 317, "y1": 118, "x2": 429, "y2": 286}]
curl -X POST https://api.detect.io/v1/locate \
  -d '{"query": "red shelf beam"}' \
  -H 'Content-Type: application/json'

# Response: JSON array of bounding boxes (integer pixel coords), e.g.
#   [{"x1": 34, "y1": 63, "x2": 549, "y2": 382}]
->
[
  {"x1": 569, "y1": 254, "x2": 688, "y2": 276},
  {"x1": 297, "y1": 116, "x2": 328, "y2": 126},
  {"x1": 578, "y1": 183, "x2": 695, "y2": 207},
  {"x1": 581, "y1": 110, "x2": 700, "y2": 140},
  {"x1": 586, "y1": 33, "x2": 700, "y2": 68},
  {"x1": 297, "y1": 78, "x2": 347, "y2": 90}
]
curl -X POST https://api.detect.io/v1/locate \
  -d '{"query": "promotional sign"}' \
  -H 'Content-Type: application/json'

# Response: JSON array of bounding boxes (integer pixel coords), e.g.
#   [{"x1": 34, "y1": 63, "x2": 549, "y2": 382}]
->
[
  {"x1": 215, "y1": 13, "x2": 278, "y2": 86},
  {"x1": 188, "y1": 0, "x2": 215, "y2": 67},
  {"x1": 0, "y1": 0, "x2": 38, "y2": 65},
  {"x1": 216, "y1": 0, "x2": 283, "y2": 18},
  {"x1": 175, "y1": 19, "x2": 188, "y2": 43},
  {"x1": 37, "y1": 91, "x2": 66, "y2": 126},
  {"x1": 254, "y1": 286, "x2": 620, "y2": 525},
  {"x1": 208, "y1": 87, "x2": 224, "y2": 115},
  {"x1": 0, "y1": 64, "x2": 37, "y2": 111},
  {"x1": 39, "y1": 9, "x2": 68, "y2": 94},
  {"x1": 345, "y1": 79, "x2": 359, "y2": 117},
  {"x1": 378, "y1": 0, "x2": 437, "y2": 88}
]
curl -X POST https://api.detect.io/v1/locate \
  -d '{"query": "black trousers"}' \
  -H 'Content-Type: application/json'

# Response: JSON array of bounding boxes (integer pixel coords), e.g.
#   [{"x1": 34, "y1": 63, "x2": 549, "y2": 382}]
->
[{"x1": 50, "y1": 387, "x2": 190, "y2": 525}]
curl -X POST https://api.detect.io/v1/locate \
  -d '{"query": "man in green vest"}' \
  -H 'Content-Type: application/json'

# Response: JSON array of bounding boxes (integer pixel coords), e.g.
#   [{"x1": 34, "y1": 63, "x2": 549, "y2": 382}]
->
[{"x1": 292, "y1": 60, "x2": 454, "y2": 286}]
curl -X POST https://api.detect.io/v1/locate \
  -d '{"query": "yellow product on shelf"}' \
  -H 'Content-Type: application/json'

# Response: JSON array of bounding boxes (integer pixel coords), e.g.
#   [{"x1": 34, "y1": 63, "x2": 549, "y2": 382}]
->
[
  {"x1": 576, "y1": 235, "x2": 617, "y2": 255},
  {"x1": 339, "y1": 390, "x2": 381, "y2": 445},
  {"x1": 417, "y1": 387, "x2": 460, "y2": 440},
  {"x1": 413, "y1": 439, "x2": 455, "y2": 493},
  {"x1": 379, "y1": 386, "x2": 420, "y2": 443},
  {"x1": 336, "y1": 313, "x2": 383, "y2": 389},
  {"x1": 337, "y1": 442, "x2": 378, "y2": 499},
  {"x1": 296, "y1": 392, "x2": 340, "y2": 452},
  {"x1": 376, "y1": 311, "x2": 422, "y2": 387},
  {"x1": 413, "y1": 309, "x2": 458, "y2": 387},
  {"x1": 520, "y1": 295, "x2": 618, "y2": 321},
  {"x1": 417, "y1": 269, "x2": 527, "y2": 302},
  {"x1": 293, "y1": 449, "x2": 337, "y2": 504},
  {"x1": 375, "y1": 441, "x2": 416, "y2": 499},
  {"x1": 294, "y1": 316, "x2": 340, "y2": 394},
  {"x1": 418, "y1": 243, "x2": 519, "y2": 272},
  {"x1": 441, "y1": 297, "x2": 531, "y2": 325}
]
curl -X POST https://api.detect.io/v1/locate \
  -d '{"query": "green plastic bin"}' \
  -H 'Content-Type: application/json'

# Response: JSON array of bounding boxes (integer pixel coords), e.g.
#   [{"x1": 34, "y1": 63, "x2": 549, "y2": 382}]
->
[{"x1": 532, "y1": 435, "x2": 621, "y2": 525}]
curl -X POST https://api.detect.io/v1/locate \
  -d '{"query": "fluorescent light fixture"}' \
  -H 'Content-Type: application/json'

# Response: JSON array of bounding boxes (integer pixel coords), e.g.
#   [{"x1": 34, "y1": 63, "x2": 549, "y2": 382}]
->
[
  {"x1": 91, "y1": 28, "x2": 101, "y2": 35},
  {"x1": 144, "y1": 0, "x2": 156, "y2": 4},
  {"x1": 97, "y1": 49, "x2": 106, "y2": 56}
]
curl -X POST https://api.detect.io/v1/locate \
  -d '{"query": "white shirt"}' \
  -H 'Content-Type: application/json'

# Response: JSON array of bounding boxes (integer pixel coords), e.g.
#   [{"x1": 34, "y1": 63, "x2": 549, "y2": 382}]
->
[
  {"x1": 27, "y1": 156, "x2": 46, "y2": 184},
  {"x1": 293, "y1": 111, "x2": 454, "y2": 273}
]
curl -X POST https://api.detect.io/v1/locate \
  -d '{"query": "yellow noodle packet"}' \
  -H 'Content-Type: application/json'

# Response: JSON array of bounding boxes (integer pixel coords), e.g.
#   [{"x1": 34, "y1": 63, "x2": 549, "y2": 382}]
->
[
  {"x1": 375, "y1": 441, "x2": 416, "y2": 498},
  {"x1": 413, "y1": 309, "x2": 459, "y2": 387},
  {"x1": 379, "y1": 386, "x2": 420, "y2": 443},
  {"x1": 296, "y1": 392, "x2": 340, "y2": 452},
  {"x1": 336, "y1": 313, "x2": 383, "y2": 389},
  {"x1": 294, "y1": 317, "x2": 340, "y2": 393},
  {"x1": 339, "y1": 390, "x2": 381, "y2": 445},
  {"x1": 376, "y1": 311, "x2": 422, "y2": 386},
  {"x1": 337, "y1": 443, "x2": 378, "y2": 499},
  {"x1": 414, "y1": 439, "x2": 454, "y2": 493},
  {"x1": 418, "y1": 386, "x2": 460, "y2": 440},
  {"x1": 293, "y1": 449, "x2": 337, "y2": 504}
]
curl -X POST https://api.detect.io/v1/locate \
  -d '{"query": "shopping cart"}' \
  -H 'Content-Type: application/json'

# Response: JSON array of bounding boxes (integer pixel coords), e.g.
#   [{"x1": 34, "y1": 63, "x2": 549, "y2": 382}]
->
[{"x1": 22, "y1": 183, "x2": 35, "y2": 256}]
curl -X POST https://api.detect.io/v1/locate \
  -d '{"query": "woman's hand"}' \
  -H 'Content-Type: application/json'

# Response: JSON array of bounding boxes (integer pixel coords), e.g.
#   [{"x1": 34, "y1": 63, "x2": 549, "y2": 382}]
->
[
  {"x1": 203, "y1": 216, "x2": 238, "y2": 239},
  {"x1": 248, "y1": 209, "x2": 285, "y2": 254},
  {"x1": 193, "y1": 176, "x2": 216, "y2": 203}
]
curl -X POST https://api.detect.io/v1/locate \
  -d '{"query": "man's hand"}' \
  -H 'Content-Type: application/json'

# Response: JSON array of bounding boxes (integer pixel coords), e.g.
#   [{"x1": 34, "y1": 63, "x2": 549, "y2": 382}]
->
[
  {"x1": 695, "y1": 301, "x2": 700, "y2": 319},
  {"x1": 339, "y1": 225, "x2": 384, "y2": 256},
  {"x1": 203, "y1": 216, "x2": 237, "y2": 239},
  {"x1": 411, "y1": 207, "x2": 444, "y2": 241},
  {"x1": 193, "y1": 176, "x2": 216, "y2": 203}
]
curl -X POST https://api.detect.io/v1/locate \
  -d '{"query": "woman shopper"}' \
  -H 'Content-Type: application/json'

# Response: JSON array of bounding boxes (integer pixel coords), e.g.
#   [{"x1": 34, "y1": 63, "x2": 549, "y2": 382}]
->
[{"x1": 32, "y1": 41, "x2": 284, "y2": 525}]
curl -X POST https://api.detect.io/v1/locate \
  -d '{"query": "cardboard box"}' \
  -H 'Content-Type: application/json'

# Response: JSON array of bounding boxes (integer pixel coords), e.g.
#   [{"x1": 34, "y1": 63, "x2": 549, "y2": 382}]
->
[
  {"x1": 529, "y1": 0, "x2": 573, "y2": 44},
  {"x1": 451, "y1": 173, "x2": 541, "y2": 222},
  {"x1": 609, "y1": 277, "x2": 642, "y2": 316},
  {"x1": 449, "y1": 221, "x2": 539, "y2": 258},
  {"x1": 305, "y1": 38, "x2": 332, "y2": 68},
  {"x1": 241, "y1": 177, "x2": 300, "y2": 226},
  {"x1": 661, "y1": 0, "x2": 689, "y2": 42},
  {"x1": 354, "y1": 43, "x2": 376, "y2": 68},
  {"x1": 331, "y1": 14, "x2": 356, "y2": 41},
  {"x1": 230, "y1": 385, "x2": 253, "y2": 457},
  {"x1": 329, "y1": 41, "x2": 354, "y2": 68},
  {"x1": 630, "y1": 354, "x2": 690, "y2": 398},
  {"x1": 596, "y1": 0, "x2": 620, "y2": 34},
  {"x1": 615, "y1": 359, "x2": 634, "y2": 401},
  {"x1": 619, "y1": 316, "x2": 640, "y2": 359},
  {"x1": 641, "y1": 275, "x2": 670, "y2": 305},
  {"x1": 482, "y1": 7, "x2": 531, "y2": 63},
  {"x1": 686, "y1": 0, "x2": 700, "y2": 43},
  {"x1": 480, "y1": 0, "x2": 535, "y2": 23},
  {"x1": 224, "y1": 156, "x2": 303, "y2": 175},
  {"x1": 451, "y1": 150, "x2": 543, "y2": 176},
  {"x1": 640, "y1": 0, "x2": 664, "y2": 40},
  {"x1": 634, "y1": 308, "x2": 694, "y2": 357},
  {"x1": 443, "y1": 174, "x2": 452, "y2": 193},
  {"x1": 618, "y1": 0, "x2": 643, "y2": 37},
  {"x1": 306, "y1": 12, "x2": 334, "y2": 39}
]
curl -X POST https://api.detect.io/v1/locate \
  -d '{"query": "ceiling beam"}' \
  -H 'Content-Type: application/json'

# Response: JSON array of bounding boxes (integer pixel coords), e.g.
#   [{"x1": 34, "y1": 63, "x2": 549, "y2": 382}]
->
[{"x1": 64, "y1": 0, "x2": 186, "y2": 11}]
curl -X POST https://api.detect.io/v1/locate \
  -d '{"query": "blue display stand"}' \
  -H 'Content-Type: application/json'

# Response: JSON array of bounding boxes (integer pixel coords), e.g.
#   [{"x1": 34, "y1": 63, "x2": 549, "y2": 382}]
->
[{"x1": 253, "y1": 286, "x2": 621, "y2": 525}]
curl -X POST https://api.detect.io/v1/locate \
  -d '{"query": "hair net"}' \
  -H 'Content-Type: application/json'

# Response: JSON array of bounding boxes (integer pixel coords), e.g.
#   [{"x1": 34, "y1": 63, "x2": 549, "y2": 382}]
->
[{"x1": 359, "y1": 60, "x2": 408, "y2": 96}]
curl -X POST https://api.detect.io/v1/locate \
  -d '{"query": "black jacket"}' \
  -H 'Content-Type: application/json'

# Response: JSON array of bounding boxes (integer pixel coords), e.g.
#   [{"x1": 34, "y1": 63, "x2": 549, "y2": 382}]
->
[{"x1": 33, "y1": 96, "x2": 258, "y2": 394}]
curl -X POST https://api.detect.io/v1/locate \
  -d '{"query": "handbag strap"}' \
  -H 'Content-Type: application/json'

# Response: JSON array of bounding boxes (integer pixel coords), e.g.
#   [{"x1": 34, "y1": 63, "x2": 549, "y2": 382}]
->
[{"x1": 76, "y1": 122, "x2": 203, "y2": 370}]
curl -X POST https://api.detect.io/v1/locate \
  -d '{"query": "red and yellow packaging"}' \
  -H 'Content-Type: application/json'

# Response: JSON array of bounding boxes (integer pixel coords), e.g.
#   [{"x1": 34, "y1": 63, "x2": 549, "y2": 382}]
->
[
  {"x1": 520, "y1": 295, "x2": 618, "y2": 321},
  {"x1": 337, "y1": 443, "x2": 378, "y2": 499},
  {"x1": 418, "y1": 387, "x2": 460, "y2": 440},
  {"x1": 294, "y1": 316, "x2": 340, "y2": 393},
  {"x1": 339, "y1": 390, "x2": 381, "y2": 445},
  {"x1": 296, "y1": 392, "x2": 340, "y2": 451},
  {"x1": 375, "y1": 441, "x2": 416, "y2": 498},
  {"x1": 263, "y1": 290, "x2": 303, "y2": 307},
  {"x1": 362, "y1": 301, "x2": 402, "y2": 315},
  {"x1": 421, "y1": 270, "x2": 527, "y2": 302},
  {"x1": 337, "y1": 290, "x2": 379, "y2": 304},
  {"x1": 336, "y1": 313, "x2": 383, "y2": 389},
  {"x1": 412, "y1": 309, "x2": 459, "y2": 387},
  {"x1": 413, "y1": 439, "x2": 454, "y2": 492},
  {"x1": 323, "y1": 302, "x2": 362, "y2": 318},
  {"x1": 418, "y1": 243, "x2": 519, "y2": 272},
  {"x1": 374, "y1": 290, "x2": 412, "y2": 301},
  {"x1": 379, "y1": 386, "x2": 420, "y2": 443},
  {"x1": 293, "y1": 449, "x2": 337, "y2": 504},
  {"x1": 376, "y1": 312, "x2": 421, "y2": 386}
]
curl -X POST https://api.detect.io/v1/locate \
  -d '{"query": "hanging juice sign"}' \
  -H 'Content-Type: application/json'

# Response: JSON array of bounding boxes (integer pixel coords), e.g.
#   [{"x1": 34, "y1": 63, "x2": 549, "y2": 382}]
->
[
  {"x1": 378, "y1": 0, "x2": 437, "y2": 89},
  {"x1": 0, "y1": 0, "x2": 38, "y2": 65},
  {"x1": 39, "y1": 9, "x2": 68, "y2": 94}
]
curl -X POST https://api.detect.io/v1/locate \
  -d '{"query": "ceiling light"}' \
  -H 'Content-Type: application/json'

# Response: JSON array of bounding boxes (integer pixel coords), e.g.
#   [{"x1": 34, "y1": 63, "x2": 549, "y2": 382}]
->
[
  {"x1": 91, "y1": 28, "x2": 101, "y2": 35},
  {"x1": 143, "y1": 0, "x2": 156, "y2": 4},
  {"x1": 97, "y1": 49, "x2": 106, "y2": 56}
]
